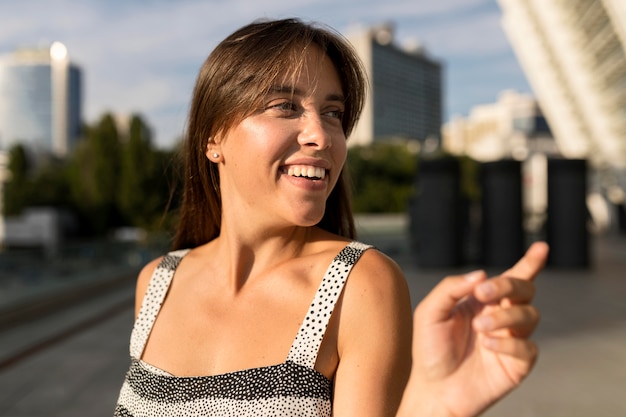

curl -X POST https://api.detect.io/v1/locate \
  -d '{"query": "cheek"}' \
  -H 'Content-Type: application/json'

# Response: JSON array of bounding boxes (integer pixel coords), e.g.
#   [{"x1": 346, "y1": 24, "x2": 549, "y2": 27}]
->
[
  {"x1": 329, "y1": 141, "x2": 347, "y2": 190},
  {"x1": 242, "y1": 120, "x2": 293, "y2": 155},
  {"x1": 223, "y1": 121, "x2": 281, "y2": 161},
  {"x1": 334, "y1": 139, "x2": 348, "y2": 167}
]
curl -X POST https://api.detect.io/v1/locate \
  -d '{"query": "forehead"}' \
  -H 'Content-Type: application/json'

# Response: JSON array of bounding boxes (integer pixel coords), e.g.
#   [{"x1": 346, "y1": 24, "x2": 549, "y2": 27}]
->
[{"x1": 273, "y1": 44, "x2": 343, "y2": 95}]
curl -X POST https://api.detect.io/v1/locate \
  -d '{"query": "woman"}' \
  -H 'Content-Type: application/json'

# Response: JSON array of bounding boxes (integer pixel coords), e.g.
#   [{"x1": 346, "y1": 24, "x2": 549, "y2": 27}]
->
[{"x1": 115, "y1": 18, "x2": 546, "y2": 417}]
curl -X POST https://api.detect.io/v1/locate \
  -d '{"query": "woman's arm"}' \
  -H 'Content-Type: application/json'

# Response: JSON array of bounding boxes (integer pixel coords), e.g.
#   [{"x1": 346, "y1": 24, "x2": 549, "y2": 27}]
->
[{"x1": 332, "y1": 249, "x2": 414, "y2": 417}]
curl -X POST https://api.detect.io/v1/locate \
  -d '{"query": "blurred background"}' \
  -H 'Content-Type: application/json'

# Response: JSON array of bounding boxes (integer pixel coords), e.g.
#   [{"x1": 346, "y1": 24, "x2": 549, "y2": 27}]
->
[{"x1": 0, "y1": 0, "x2": 625, "y2": 416}]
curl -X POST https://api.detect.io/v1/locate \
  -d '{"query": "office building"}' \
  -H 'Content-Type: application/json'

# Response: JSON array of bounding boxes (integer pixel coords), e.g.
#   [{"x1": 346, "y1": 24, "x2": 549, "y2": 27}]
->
[
  {"x1": 0, "y1": 42, "x2": 82, "y2": 157},
  {"x1": 442, "y1": 90, "x2": 557, "y2": 162},
  {"x1": 497, "y1": 0, "x2": 626, "y2": 175},
  {"x1": 347, "y1": 23, "x2": 443, "y2": 146}
]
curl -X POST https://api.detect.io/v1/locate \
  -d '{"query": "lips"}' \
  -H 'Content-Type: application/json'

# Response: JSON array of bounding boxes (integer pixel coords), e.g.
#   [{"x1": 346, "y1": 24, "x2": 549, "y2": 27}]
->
[{"x1": 284, "y1": 164, "x2": 326, "y2": 180}]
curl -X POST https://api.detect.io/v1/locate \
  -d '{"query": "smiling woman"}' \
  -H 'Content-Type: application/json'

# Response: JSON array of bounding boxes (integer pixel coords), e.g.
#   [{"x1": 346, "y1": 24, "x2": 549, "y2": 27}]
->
[
  {"x1": 114, "y1": 17, "x2": 548, "y2": 417},
  {"x1": 172, "y1": 18, "x2": 366, "y2": 250}
]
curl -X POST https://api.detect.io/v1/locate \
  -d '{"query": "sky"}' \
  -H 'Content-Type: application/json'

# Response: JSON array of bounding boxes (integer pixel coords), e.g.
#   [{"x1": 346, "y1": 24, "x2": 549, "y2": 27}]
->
[{"x1": 0, "y1": 0, "x2": 532, "y2": 149}]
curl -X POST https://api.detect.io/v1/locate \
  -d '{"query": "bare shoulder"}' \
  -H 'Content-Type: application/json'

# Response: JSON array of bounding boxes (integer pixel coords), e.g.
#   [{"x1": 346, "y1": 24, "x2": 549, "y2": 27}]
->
[
  {"x1": 338, "y1": 246, "x2": 412, "y2": 334},
  {"x1": 134, "y1": 256, "x2": 164, "y2": 317},
  {"x1": 347, "y1": 246, "x2": 409, "y2": 296}
]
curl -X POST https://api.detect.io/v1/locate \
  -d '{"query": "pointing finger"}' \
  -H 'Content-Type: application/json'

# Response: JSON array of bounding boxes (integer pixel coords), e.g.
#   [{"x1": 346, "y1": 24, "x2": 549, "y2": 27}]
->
[{"x1": 502, "y1": 241, "x2": 549, "y2": 282}]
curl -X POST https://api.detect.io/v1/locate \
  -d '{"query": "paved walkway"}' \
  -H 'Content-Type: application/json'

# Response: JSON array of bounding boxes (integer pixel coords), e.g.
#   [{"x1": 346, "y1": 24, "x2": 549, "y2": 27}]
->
[{"x1": 0, "y1": 221, "x2": 625, "y2": 416}]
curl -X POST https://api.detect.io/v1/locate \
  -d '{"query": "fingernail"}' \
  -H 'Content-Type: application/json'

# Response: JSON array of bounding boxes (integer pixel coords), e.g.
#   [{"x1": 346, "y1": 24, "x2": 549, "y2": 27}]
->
[
  {"x1": 475, "y1": 315, "x2": 493, "y2": 331},
  {"x1": 464, "y1": 270, "x2": 484, "y2": 282},
  {"x1": 478, "y1": 281, "x2": 496, "y2": 298}
]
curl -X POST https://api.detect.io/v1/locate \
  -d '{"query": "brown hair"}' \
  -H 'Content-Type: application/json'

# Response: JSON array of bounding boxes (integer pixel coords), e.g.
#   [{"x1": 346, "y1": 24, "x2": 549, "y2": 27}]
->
[{"x1": 172, "y1": 18, "x2": 367, "y2": 250}]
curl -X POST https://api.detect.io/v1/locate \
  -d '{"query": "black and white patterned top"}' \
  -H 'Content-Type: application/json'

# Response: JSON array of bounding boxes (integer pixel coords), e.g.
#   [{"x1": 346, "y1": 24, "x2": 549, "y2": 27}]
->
[{"x1": 115, "y1": 241, "x2": 372, "y2": 416}]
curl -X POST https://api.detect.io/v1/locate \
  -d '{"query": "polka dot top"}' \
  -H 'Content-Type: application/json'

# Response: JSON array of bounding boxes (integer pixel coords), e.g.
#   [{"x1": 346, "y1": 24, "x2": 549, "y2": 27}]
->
[{"x1": 115, "y1": 241, "x2": 372, "y2": 416}]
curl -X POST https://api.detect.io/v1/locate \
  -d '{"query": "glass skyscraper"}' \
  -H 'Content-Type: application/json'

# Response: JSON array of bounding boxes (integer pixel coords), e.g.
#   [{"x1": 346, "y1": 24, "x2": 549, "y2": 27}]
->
[{"x1": 0, "y1": 42, "x2": 82, "y2": 157}]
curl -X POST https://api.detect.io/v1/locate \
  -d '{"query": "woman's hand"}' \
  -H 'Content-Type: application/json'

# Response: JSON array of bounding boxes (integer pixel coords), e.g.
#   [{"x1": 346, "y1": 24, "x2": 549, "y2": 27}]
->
[{"x1": 398, "y1": 241, "x2": 549, "y2": 417}]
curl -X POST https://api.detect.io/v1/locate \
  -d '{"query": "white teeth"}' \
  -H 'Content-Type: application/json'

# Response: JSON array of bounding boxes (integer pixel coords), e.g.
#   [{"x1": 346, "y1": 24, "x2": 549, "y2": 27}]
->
[{"x1": 286, "y1": 165, "x2": 326, "y2": 179}]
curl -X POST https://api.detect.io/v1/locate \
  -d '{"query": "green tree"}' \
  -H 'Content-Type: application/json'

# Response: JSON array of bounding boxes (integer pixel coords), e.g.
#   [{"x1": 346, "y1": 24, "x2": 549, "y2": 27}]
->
[
  {"x1": 346, "y1": 142, "x2": 418, "y2": 213},
  {"x1": 118, "y1": 115, "x2": 150, "y2": 225},
  {"x1": 28, "y1": 157, "x2": 72, "y2": 208},
  {"x1": 68, "y1": 113, "x2": 122, "y2": 235},
  {"x1": 118, "y1": 114, "x2": 171, "y2": 230},
  {"x1": 3, "y1": 144, "x2": 31, "y2": 215},
  {"x1": 3, "y1": 113, "x2": 180, "y2": 237}
]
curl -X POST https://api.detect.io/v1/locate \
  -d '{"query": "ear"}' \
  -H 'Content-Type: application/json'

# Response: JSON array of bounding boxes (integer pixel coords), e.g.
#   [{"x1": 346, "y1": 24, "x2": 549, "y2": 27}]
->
[{"x1": 206, "y1": 138, "x2": 223, "y2": 163}]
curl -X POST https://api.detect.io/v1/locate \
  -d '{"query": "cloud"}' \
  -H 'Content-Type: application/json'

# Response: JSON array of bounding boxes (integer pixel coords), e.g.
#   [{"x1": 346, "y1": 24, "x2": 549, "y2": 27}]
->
[{"x1": 413, "y1": 9, "x2": 510, "y2": 56}]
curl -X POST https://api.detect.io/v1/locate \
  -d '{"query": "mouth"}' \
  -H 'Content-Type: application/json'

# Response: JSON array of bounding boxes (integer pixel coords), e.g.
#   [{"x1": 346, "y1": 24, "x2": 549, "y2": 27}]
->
[{"x1": 281, "y1": 164, "x2": 327, "y2": 180}]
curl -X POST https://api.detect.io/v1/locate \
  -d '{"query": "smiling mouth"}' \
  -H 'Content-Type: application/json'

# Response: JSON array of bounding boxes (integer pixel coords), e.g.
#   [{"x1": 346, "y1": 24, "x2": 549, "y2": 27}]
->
[{"x1": 282, "y1": 165, "x2": 327, "y2": 180}]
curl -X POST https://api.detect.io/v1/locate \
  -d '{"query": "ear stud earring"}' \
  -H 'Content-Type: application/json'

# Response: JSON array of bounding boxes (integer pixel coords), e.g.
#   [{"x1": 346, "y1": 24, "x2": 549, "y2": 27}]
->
[{"x1": 213, "y1": 153, "x2": 219, "y2": 158}]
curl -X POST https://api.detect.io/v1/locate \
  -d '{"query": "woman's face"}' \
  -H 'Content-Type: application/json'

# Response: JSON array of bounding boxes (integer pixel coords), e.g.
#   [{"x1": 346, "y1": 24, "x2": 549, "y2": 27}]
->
[{"x1": 210, "y1": 45, "x2": 347, "y2": 229}]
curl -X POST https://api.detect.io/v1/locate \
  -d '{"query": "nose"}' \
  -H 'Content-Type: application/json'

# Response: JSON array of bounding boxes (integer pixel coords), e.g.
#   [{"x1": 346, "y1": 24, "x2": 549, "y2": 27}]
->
[{"x1": 297, "y1": 113, "x2": 332, "y2": 149}]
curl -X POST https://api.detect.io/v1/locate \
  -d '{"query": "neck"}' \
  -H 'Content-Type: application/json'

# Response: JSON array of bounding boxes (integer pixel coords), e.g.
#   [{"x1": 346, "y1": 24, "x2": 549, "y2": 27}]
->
[{"x1": 204, "y1": 219, "x2": 315, "y2": 293}]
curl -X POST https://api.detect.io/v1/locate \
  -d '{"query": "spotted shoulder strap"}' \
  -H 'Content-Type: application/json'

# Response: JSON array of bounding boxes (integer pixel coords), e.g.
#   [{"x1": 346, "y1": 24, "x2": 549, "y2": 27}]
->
[
  {"x1": 287, "y1": 241, "x2": 373, "y2": 369},
  {"x1": 129, "y1": 249, "x2": 190, "y2": 359}
]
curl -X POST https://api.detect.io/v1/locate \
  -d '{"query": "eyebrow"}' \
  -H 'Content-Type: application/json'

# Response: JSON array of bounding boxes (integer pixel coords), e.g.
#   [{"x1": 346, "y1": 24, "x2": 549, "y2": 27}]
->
[{"x1": 268, "y1": 84, "x2": 345, "y2": 103}]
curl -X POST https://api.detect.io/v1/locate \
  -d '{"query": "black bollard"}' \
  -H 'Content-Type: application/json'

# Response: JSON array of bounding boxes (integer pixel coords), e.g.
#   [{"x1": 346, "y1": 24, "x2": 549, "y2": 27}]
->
[
  {"x1": 410, "y1": 158, "x2": 463, "y2": 268},
  {"x1": 480, "y1": 160, "x2": 525, "y2": 268},
  {"x1": 617, "y1": 203, "x2": 626, "y2": 235},
  {"x1": 546, "y1": 158, "x2": 589, "y2": 268}
]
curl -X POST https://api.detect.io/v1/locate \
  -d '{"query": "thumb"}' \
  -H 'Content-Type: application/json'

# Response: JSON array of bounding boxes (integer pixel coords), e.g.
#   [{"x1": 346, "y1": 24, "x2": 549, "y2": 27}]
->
[{"x1": 416, "y1": 270, "x2": 487, "y2": 325}]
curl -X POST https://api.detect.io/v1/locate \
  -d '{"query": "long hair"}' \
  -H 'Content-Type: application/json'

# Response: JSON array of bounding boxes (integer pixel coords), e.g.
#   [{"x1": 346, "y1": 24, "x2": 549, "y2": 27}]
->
[{"x1": 172, "y1": 18, "x2": 367, "y2": 250}]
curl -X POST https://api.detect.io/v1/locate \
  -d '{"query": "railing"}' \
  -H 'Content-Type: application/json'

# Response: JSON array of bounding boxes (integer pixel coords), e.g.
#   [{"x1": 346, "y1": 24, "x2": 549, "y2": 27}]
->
[{"x1": 0, "y1": 236, "x2": 169, "y2": 327}]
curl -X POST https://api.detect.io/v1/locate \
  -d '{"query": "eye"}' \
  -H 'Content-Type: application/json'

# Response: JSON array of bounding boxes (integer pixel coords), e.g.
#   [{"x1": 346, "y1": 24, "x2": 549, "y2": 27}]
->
[
  {"x1": 324, "y1": 109, "x2": 344, "y2": 120},
  {"x1": 267, "y1": 100, "x2": 298, "y2": 115}
]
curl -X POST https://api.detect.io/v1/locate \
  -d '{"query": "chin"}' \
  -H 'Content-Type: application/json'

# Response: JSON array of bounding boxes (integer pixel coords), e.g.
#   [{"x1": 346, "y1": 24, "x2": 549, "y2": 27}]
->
[{"x1": 292, "y1": 210, "x2": 325, "y2": 228}]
